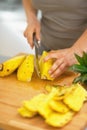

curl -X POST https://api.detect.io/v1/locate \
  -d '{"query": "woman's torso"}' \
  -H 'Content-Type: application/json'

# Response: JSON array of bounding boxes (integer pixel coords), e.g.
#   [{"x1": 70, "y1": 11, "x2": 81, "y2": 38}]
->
[{"x1": 32, "y1": 0, "x2": 87, "y2": 51}]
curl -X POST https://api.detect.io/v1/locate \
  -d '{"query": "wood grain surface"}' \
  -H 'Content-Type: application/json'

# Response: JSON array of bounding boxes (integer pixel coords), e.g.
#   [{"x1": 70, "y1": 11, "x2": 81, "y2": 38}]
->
[{"x1": 0, "y1": 71, "x2": 87, "y2": 130}]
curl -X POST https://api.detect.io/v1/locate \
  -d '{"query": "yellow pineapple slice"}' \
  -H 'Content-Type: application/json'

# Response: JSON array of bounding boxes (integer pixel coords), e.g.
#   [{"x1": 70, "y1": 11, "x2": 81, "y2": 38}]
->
[
  {"x1": 46, "y1": 111, "x2": 74, "y2": 127},
  {"x1": 38, "y1": 88, "x2": 58, "y2": 118},
  {"x1": 23, "y1": 94, "x2": 46, "y2": 112},
  {"x1": 0, "y1": 55, "x2": 26, "y2": 77},
  {"x1": 18, "y1": 107, "x2": 37, "y2": 118},
  {"x1": 39, "y1": 51, "x2": 54, "y2": 80},
  {"x1": 37, "y1": 98, "x2": 53, "y2": 118},
  {"x1": 18, "y1": 94, "x2": 46, "y2": 118},
  {"x1": 49, "y1": 100, "x2": 69, "y2": 113},
  {"x1": 17, "y1": 54, "x2": 34, "y2": 82},
  {"x1": 63, "y1": 84, "x2": 87, "y2": 111}
]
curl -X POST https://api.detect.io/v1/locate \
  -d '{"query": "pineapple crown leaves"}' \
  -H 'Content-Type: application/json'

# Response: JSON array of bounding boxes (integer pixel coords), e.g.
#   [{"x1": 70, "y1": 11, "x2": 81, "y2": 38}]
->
[
  {"x1": 70, "y1": 64, "x2": 87, "y2": 74},
  {"x1": 73, "y1": 74, "x2": 87, "y2": 84},
  {"x1": 75, "y1": 51, "x2": 87, "y2": 67},
  {"x1": 70, "y1": 51, "x2": 87, "y2": 73},
  {"x1": 69, "y1": 51, "x2": 87, "y2": 84}
]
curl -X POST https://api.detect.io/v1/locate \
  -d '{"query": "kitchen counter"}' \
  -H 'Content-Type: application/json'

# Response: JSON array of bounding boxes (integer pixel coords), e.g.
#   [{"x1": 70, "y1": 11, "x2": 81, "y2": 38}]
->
[{"x1": 0, "y1": 71, "x2": 87, "y2": 130}]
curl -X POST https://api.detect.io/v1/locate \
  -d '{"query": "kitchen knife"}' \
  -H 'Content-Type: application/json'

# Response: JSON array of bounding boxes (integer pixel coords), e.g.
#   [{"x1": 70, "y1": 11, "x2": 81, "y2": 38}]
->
[{"x1": 33, "y1": 33, "x2": 41, "y2": 77}]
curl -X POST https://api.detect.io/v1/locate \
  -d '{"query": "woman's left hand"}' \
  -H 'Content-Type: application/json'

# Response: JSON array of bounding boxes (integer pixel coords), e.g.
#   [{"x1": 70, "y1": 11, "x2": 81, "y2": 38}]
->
[
  {"x1": 44, "y1": 29, "x2": 87, "y2": 78},
  {"x1": 44, "y1": 47, "x2": 81, "y2": 78}
]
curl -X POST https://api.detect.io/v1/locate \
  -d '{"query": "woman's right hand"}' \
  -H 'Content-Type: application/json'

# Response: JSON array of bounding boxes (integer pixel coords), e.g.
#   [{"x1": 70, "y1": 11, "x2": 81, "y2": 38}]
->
[{"x1": 24, "y1": 14, "x2": 41, "y2": 49}]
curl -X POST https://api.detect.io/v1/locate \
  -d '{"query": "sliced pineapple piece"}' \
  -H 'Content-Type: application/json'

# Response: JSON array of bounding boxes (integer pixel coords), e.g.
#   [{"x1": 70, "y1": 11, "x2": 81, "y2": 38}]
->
[
  {"x1": 37, "y1": 98, "x2": 53, "y2": 118},
  {"x1": 18, "y1": 106, "x2": 37, "y2": 118},
  {"x1": 46, "y1": 111, "x2": 74, "y2": 127},
  {"x1": 38, "y1": 88, "x2": 58, "y2": 118},
  {"x1": 39, "y1": 51, "x2": 54, "y2": 80},
  {"x1": 18, "y1": 83, "x2": 87, "y2": 127},
  {"x1": 0, "y1": 55, "x2": 26, "y2": 77},
  {"x1": 63, "y1": 84, "x2": 87, "y2": 111},
  {"x1": 49, "y1": 100, "x2": 69, "y2": 113},
  {"x1": 23, "y1": 94, "x2": 46, "y2": 113},
  {"x1": 17, "y1": 54, "x2": 34, "y2": 82}
]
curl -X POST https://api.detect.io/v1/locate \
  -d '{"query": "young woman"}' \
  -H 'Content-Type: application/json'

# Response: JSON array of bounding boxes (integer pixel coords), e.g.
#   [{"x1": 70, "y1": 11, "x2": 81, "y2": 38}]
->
[{"x1": 22, "y1": 0, "x2": 87, "y2": 78}]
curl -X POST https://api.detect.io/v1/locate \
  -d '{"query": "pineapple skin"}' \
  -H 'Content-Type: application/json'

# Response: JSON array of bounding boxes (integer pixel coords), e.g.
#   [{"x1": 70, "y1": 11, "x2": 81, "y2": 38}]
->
[
  {"x1": 17, "y1": 54, "x2": 34, "y2": 82},
  {"x1": 39, "y1": 51, "x2": 54, "y2": 80},
  {"x1": 0, "y1": 55, "x2": 26, "y2": 77}
]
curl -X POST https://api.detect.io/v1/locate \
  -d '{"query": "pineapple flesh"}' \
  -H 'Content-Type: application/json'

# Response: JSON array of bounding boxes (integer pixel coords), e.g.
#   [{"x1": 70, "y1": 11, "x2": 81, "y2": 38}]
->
[
  {"x1": 39, "y1": 51, "x2": 54, "y2": 80},
  {"x1": 18, "y1": 83, "x2": 87, "y2": 127},
  {"x1": 17, "y1": 54, "x2": 34, "y2": 82}
]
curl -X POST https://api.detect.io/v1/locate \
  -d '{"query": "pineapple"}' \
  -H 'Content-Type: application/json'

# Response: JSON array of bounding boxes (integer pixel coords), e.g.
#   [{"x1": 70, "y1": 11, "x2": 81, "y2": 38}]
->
[
  {"x1": 0, "y1": 55, "x2": 26, "y2": 77},
  {"x1": 17, "y1": 54, "x2": 34, "y2": 82},
  {"x1": 70, "y1": 51, "x2": 87, "y2": 84},
  {"x1": 39, "y1": 51, "x2": 54, "y2": 80},
  {"x1": 18, "y1": 107, "x2": 36, "y2": 118},
  {"x1": 18, "y1": 83, "x2": 87, "y2": 127}
]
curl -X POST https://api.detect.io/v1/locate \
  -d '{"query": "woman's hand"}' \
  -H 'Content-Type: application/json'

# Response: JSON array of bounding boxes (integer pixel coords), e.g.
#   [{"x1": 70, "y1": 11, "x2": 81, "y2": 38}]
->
[
  {"x1": 24, "y1": 14, "x2": 41, "y2": 48},
  {"x1": 44, "y1": 46, "x2": 82, "y2": 78},
  {"x1": 44, "y1": 29, "x2": 87, "y2": 78}
]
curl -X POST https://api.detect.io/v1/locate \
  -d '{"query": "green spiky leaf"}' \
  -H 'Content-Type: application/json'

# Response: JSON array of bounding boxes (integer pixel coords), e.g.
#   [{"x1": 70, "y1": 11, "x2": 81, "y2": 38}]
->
[
  {"x1": 70, "y1": 64, "x2": 87, "y2": 73},
  {"x1": 81, "y1": 73, "x2": 87, "y2": 83},
  {"x1": 73, "y1": 75, "x2": 83, "y2": 83},
  {"x1": 74, "y1": 53, "x2": 85, "y2": 65},
  {"x1": 83, "y1": 51, "x2": 87, "y2": 67},
  {"x1": 71, "y1": 51, "x2": 87, "y2": 85}
]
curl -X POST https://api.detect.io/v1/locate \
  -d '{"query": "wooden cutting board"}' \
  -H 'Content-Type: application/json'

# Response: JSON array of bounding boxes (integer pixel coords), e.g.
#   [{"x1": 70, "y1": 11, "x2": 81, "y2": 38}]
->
[{"x1": 0, "y1": 71, "x2": 87, "y2": 130}]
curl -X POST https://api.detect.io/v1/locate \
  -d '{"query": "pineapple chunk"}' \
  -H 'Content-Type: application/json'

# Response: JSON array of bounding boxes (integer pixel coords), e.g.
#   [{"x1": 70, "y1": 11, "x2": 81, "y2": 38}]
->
[
  {"x1": 39, "y1": 51, "x2": 54, "y2": 80},
  {"x1": 38, "y1": 88, "x2": 58, "y2": 118},
  {"x1": 49, "y1": 100, "x2": 69, "y2": 113},
  {"x1": 63, "y1": 84, "x2": 87, "y2": 111},
  {"x1": 23, "y1": 94, "x2": 46, "y2": 112},
  {"x1": 46, "y1": 111, "x2": 74, "y2": 127},
  {"x1": 18, "y1": 107, "x2": 36, "y2": 118},
  {"x1": 17, "y1": 54, "x2": 34, "y2": 82},
  {"x1": 18, "y1": 83, "x2": 87, "y2": 127}
]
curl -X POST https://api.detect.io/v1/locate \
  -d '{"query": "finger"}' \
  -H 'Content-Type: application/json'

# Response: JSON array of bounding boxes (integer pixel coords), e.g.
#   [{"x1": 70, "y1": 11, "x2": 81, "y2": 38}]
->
[
  {"x1": 50, "y1": 62, "x2": 67, "y2": 78},
  {"x1": 24, "y1": 29, "x2": 27, "y2": 37},
  {"x1": 44, "y1": 52, "x2": 58, "y2": 62},
  {"x1": 49, "y1": 58, "x2": 64, "y2": 75},
  {"x1": 27, "y1": 32, "x2": 34, "y2": 48}
]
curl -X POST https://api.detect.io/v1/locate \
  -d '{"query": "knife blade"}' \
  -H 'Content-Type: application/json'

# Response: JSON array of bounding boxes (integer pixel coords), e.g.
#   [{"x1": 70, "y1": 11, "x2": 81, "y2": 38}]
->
[{"x1": 33, "y1": 33, "x2": 41, "y2": 77}]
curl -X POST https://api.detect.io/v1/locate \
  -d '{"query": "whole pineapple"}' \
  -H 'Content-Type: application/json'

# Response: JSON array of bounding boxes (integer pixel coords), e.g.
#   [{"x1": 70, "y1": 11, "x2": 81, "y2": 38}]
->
[{"x1": 70, "y1": 51, "x2": 87, "y2": 84}]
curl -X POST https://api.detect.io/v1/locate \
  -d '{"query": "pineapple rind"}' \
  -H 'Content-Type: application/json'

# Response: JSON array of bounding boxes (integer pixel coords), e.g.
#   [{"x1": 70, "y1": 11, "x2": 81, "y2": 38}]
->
[{"x1": 0, "y1": 55, "x2": 26, "y2": 77}]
